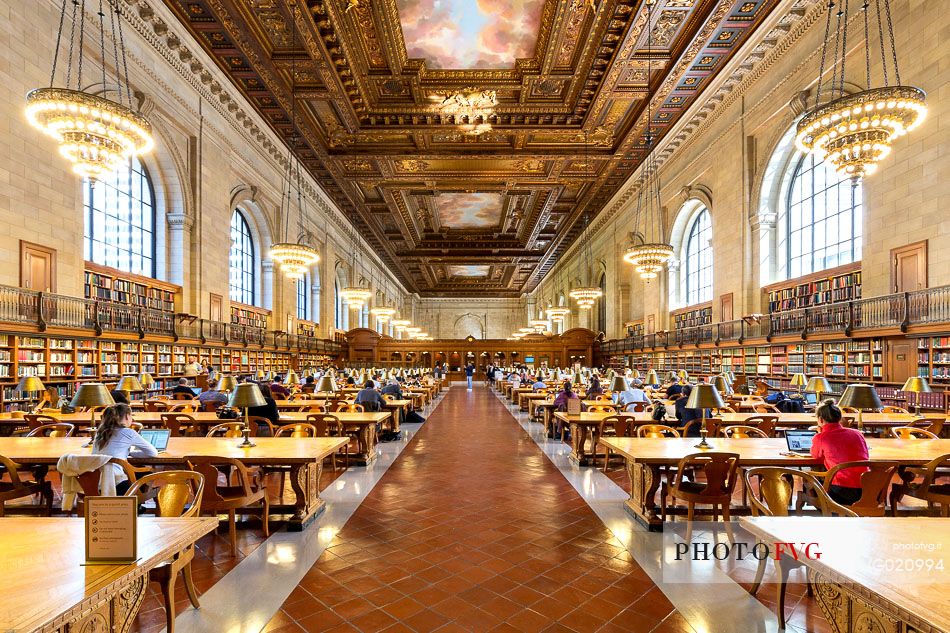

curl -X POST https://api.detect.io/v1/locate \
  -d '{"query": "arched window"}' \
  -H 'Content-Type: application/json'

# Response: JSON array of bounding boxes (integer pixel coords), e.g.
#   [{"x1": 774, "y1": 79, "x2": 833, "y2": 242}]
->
[
  {"x1": 334, "y1": 280, "x2": 348, "y2": 330},
  {"x1": 229, "y1": 210, "x2": 255, "y2": 305},
  {"x1": 684, "y1": 208, "x2": 713, "y2": 305},
  {"x1": 296, "y1": 273, "x2": 309, "y2": 321},
  {"x1": 596, "y1": 272, "x2": 607, "y2": 334},
  {"x1": 782, "y1": 153, "x2": 862, "y2": 278},
  {"x1": 83, "y1": 157, "x2": 156, "y2": 276}
]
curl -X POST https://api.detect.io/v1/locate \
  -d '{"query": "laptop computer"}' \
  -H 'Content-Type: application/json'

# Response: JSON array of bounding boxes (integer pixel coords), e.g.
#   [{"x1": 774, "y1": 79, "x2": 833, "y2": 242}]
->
[
  {"x1": 190, "y1": 387, "x2": 202, "y2": 397},
  {"x1": 785, "y1": 429, "x2": 816, "y2": 454},
  {"x1": 140, "y1": 429, "x2": 171, "y2": 452},
  {"x1": 804, "y1": 392, "x2": 818, "y2": 405}
]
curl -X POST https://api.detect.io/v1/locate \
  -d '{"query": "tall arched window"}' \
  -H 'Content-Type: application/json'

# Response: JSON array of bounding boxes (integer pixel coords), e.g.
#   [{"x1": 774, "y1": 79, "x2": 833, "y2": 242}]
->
[
  {"x1": 684, "y1": 208, "x2": 713, "y2": 305},
  {"x1": 783, "y1": 153, "x2": 862, "y2": 278},
  {"x1": 334, "y1": 280, "x2": 348, "y2": 330},
  {"x1": 296, "y1": 273, "x2": 309, "y2": 321},
  {"x1": 596, "y1": 272, "x2": 607, "y2": 334},
  {"x1": 83, "y1": 157, "x2": 156, "y2": 276},
  {"x1": 229, "y1": 210, "x2": 255, "y2": 305}
]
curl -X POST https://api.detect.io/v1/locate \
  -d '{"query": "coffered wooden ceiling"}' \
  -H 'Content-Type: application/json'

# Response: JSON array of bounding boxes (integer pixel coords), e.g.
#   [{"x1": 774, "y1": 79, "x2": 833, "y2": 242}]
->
[{"x1": 163, "y1": 0, "x2": 781, "y2": 296}]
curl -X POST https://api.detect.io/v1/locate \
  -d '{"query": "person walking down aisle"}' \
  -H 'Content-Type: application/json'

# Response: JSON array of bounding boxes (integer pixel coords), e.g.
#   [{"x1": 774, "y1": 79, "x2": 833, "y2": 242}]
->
[{"x1": 465, "y1": 362, "x2": 475, "y2": 390}]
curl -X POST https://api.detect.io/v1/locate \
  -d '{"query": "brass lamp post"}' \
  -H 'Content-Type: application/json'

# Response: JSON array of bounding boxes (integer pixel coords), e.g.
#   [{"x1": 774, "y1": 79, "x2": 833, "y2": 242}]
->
[
  {"x1": 116, "y1": 375, "x2": 144, "y2": 402},
  {"x1": 686, "y1": 383, "x2": 725, "y2": 450},
  {"x1": 790, "y1": 373, "x2": 807, "y2": 395},
  {"x1": 900, "y1": 377, "x2": 932, "y2": 415},
  {"x1": 15, "y1": 375, "x2": 46, "y2": 413},
  {"x1": 838, "y1": 384, "x2": 882, "y2": 432},
  {"x1": 806, "y1": 376, "x2": 832, "y2": 404},
  {"x1": 71, "y1": 384, "x2": 115, "y2": 448},
  {"x1": 228, "y1": 383, "x2": 265, "y2": 447}
]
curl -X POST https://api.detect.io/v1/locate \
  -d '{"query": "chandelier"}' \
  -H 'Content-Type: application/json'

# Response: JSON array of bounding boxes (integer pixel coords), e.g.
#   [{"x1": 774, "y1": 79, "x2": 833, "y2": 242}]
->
[
  {"x1": 269, "y1": 15, "x2": 320, "y2": 278},
  {"x1": 529, "y1": 319, "x2": 549, "y2": 333},
  {"x1": 569, "y1": 287, "x2": 601, "y2": 310},
  {"x1": 340, "y1": 286, "x2": 372, "y2": 308},
  {"x1": 795, "y1": 0, "x2": 925, "y2": 182},
  {"x1": 405, "y1": 327, "x2": 422, "y2": 337},
  {"x1": 370, "y1": 306, "x2": 397, "y2": 323},
  {"x1": 437, "y1": 87, "x2": 497, "y2": 136},
  {"x1": 512, "y1": 331, "x2": 527, "y2": 338},
  {"x1": 546, "y1": 306, "x2": 570, "y2": 322},
  {"x1": 391, "y1": 319, "x2": 411, "y2": 333},
  {"x1": 27, "y1": 0, "x2": 153, "y2": 181},
  {"x1": 623, "y1": 0, "x2": 673, "y2": 281}
]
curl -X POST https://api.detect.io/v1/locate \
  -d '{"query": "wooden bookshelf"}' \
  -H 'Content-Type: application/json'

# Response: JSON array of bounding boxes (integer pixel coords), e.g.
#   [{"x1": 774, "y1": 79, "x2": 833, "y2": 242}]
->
[
  {"x1": 298, "y1": 321, "x2": 317, "y2": 338},
  {"x1": 84, "y1": 262, "x2": 179, "y2": 313},
  {"x1": 763, "y1": 262, "x2": 861, "y2": 313},
  {"x1": 672, "y1": 304, "x2": 712, "y2": 330},
  {"x1": 623, "y1": 321, "x2": 644, "y2": 337},
  {"x1": 918, "y1": 336, "x2": 950, "y2": 383},
  {"x1": 230, "y1": 302, "x2": 270, "y2": 329}
]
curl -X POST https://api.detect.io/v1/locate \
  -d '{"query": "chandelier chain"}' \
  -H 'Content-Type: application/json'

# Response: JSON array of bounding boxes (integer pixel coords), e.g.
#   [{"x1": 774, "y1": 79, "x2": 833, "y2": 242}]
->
[
  {"x1": 873, "y1": 0, "x2": 888, "y2": 85},
  {"x1": 862, "y1": 1, "x2": 870, "y2": 90},
  {"x1": 815, "y1": 1, "x2": 834, "y2": 107},
  {"x1": 830, "y1": 2, "x2": 842, "y2": 100},
  {"x1": 66, "y1": 0, "x2": 79, "y2": 89},
  {"x1": 883, "y1": 0, "x2": 900, "y2": 84},
  {"x1": 837, "y1": 0, "x2": 849, "y2": 99},
  {"x1": 108, "y1": 0, "x2": 122, "y2": 105},
  {"x1": 77, "y1": 0, "x2": 86, "y2": 88},
  {"x1": 97, "y1": 0, "x2": 107, "y2": 93},
  {"x1": 51, "y1": 0, "x2": 69, "y2": 87},
  {"x1": 114, "y1": 0, "x2": 133, "y2": 108}
]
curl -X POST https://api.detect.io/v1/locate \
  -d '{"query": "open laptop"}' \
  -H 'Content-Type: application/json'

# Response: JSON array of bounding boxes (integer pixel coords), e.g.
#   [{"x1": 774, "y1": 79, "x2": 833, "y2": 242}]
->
[
  {"x1": 140, "y1": 429, "x2": 171, "y2": 452},
  {"x1": 785, "y1": 429, "x2": 816, "y2": 454},
  {"x1": 803, "y1": 392, "x2": 818, "y2": 405},
  {"x1": 189, "y1": 387, "x2": 202, "y2": 397}
]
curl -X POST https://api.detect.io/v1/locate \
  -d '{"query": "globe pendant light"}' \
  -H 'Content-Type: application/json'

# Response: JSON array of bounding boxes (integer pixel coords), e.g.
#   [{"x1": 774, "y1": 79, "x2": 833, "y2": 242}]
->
[
  {"x1": 26, "y1": 0, "x2": 154, "y2": 181},
  {"x1": 269, "y1": 13, "x2": 319, "y2": 279},
  {"x1": 623, "y1": 0, "x2": 673, "y2": 281},
  {"x1": 795, "y1": 0, "x2": 926, "y2": 182}
]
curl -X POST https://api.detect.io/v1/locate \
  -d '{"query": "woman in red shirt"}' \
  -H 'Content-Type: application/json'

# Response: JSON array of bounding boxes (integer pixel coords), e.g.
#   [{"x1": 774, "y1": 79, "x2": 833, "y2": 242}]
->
[{"x1": 810, "y1": 399, "x2": 869, "y2": 505}]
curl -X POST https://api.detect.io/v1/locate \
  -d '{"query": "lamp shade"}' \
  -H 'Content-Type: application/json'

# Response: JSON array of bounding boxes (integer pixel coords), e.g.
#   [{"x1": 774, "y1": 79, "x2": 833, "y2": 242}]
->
[
  {"x1": 217, "y1": 376, "x2": 238, "y2": 392},
  {"x1": 630, "y1": 369, "x2": 641, "y2": 379},
  {"x1": 229, "y1": 383, "x2": 266, "y2": 409},
  {"x1": 677, "y1": 369, "x2": 689, "y2": 381},
  {"x1": 138, "y1": 372, "x2": 155, "y2": 388},
  {"x1": 70, "y1": 383, "x2": 115, "y2": 409},
  {"x1": 609, "y1": 376, "x2": 628, "y2": 392},
  {"x1": 316, "y1": 376, "x2": 337, "y2": 393},
  {"x1": 685, "y1": 383, "x2": 726, "y2": 409},
  {"x1": 901, "y1": 377, "x2": 932, "y2": 394},
  {"x1": 806, "y1": 376, "x2": 832, "y2": 395},
  {"x1": 116, "y1": 375, "x2": 143, "y2": 392},
  {"x1": 712, "y1": 375, "x2": 728, "y2": 393},
  {"x1": 283, "y1": 371, "x2": 300, "y2": 385},
  {"x1": 15, "y1": 375, "x2": 45, "y2": 393},
  {"x1": 645, "y1": 369, "x2": 660, "y2": 385},
  {"x1": 790, "y1": 373, "x2": 807, "y2": 388},
  {"x1": 838, "y1": 384, "x2": 882, "y2": 411}
]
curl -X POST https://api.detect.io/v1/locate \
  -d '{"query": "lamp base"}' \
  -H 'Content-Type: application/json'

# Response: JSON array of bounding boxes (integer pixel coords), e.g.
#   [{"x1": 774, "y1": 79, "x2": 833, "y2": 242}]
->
[
  {"x1": 694, "y1": 437, "x2": 713, "y2": 449},
  {"x1": 237, "y1": 439, "x2": 257, "y2": 448}
]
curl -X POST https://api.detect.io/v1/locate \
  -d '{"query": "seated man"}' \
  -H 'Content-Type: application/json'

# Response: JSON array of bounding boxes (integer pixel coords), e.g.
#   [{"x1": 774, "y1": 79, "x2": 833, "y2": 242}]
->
[
  {"x1": 531, "y1": 376, "x2": 547, "y2": 390},
  {"x1": 355, "y1": 380, "x2": 386, "y2": 412},
  {"x1": 270, "y1": 378, "x2": 290, "y2": 399},
  {"x1": 616, "y1": 380, "x2": 650, "y2": 407},
  {"x1": 170, "y1": 377, "x2": 195, "y2": 397},
  {"x1": 301, "y1": 376, "x2": 316, "y2": 394},
  {"x1": 197, "y1": 379, "x2": 228, "y2": 405},
  {"x1": 380, "y1": 379, "x2": 403, "y2": 400}
]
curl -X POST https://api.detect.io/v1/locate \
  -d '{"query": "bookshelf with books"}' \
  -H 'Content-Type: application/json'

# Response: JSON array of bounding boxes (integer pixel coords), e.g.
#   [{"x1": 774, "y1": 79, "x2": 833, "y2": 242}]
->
[
  {"x1": 672, "y1": 304, "x2": 712, "y2": 330},
  {"x1": 48, "y1": 338, "x2": 75, "y2": 379},
  {"x1": 298, "y1": 321, "x2": 317, "y2": 338},
  {"x1": 918, "y1": 336, "x2": 950, "y2": 383},
  {"x1": 763, "y1": 262, "x2": 861, "y2": 313},
  {"x1": 624, "y1": 321, "x2": 644, "y2": 337},
  {"x1": 0, "y1": 335, "x2": 12, "y2": 379},
  {"x1": 230, "y1": 303, "x2": 269, "y2": 329},
  {"x1": 83, "y1": 263, "x2": 179, "y2": 313}
]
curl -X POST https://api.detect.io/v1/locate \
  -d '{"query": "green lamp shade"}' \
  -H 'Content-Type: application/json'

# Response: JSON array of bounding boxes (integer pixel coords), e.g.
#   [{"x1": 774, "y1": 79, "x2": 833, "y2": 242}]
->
[
  {"x1": 70, "y1": 383, "x2": 115, "y2": 409},
  {"x1": 609, "y1": 376, "x2": 628, "y2": 392},
  {"x1": 645, "y1": 370, "x2": 660, "y2": 385},
  {"x1": 790, "y1": 373, "x2": 807, "y2": 387},
  {"x1": 712, "y1": 375, "x2": 728, "y2": 393},
  {"x1": 229, "y1": 383, "x2": 266, "y2": 409},
  {"x1": 806, "y1": 376, "x2": 832, "y2": 394},
  {"x1": 283, "y1": 371, "x2": 300, "y2": 385},
  {"x1": 686, "y1": 383, "x2": 726, "y2": 409},
  {"x1": 838, "y1": 384, "x2": 882, "y2": 411},
  {"x1": 16, "y1": 375, "x2": 45, "y2": 393},
  {"x1": 116, "y1": 376, "x2": 143, "y2": 392},
  {"x1": 316, "y1": 376, "x2": 337, "y2": 393},
  {"x1": 217, "y1": 375, "x2": 238, "y2": 392}
]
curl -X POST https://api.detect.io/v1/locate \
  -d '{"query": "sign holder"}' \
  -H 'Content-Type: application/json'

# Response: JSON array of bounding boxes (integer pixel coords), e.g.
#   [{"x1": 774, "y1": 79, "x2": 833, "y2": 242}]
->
[{"x1": 84, "y1": 496, "x2": 139, "y2": 565}]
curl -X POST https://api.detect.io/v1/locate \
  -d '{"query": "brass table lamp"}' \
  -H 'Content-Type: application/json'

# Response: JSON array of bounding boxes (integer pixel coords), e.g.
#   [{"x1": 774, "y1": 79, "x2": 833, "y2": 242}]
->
[
  {"x1": 677, "y1": 369, "x2": 689, "y2": 384},
  {"x1": 805, "y1": 376, "x2": 831, "y2": 403},
  {"x1": 316, "y1": 375, "x2": 337, "y2": 397},
  {"x1": 645, "y1": 369, "x2": 660, "y2": 387},
  {"x1": 790, "y1": 373, "x2": 807, "y2": 395},
  {"x1": 138, "y1": 372, "x2": 155, "y2": 398},
  {"x1": 284, "y1": 370, "x2": 300, "y2": 386},
  {"x1": 116, "y1": 375, "x2": 143, "y2": 401},
  {"x1": 218, "y1": 375, "x2": 238, "y2": 393},
  {"x1": 630, "y1": 369, "x2": 641, "y2": 380},
  {"x1": 838, "y1": 384, "x2": 881, "y2": 431},
  {"x1": 712, "y1": 375, "x2": 729, "y2": 395},
  {"x1": 228, "y1": 383, "x2": 265, "y2": 447},
  {"x1": 609, "y1": 376, "x2": 628, "y2": 393},
  {"x1": 900, "y1": 376, "x2": 931, "y2": 415},
  {"x1": 71, "y1": 384, "x2": 115, "y2": 448},
  {"x1": 15, "y1": 375, "x2": 46, "y2": 413},
  {"x1": 686, "y1": 383, "x2": 725, "y2": 449}
]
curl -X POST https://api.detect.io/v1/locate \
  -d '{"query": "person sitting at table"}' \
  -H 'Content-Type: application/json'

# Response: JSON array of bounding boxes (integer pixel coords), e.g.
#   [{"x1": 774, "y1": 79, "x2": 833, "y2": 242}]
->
[
  {"x1": 270, "y1": 377, "x2": 290, "y2": 399},
  {"x1": 381, "y1": 379, "x2": 403, "y2": 400},
  {"x1": 247, "y1": 383, "x2": 280, "y2": 428},
  {"x1": 301, "y1": 376, "x2": 316, "y2": 394},
  {"x1": 617, "y1": 380, "x2": 650, "y2": 407},
  {"x1": 345, "y1": 376, "x2": 357, "y2": 386},
  {"x1": 197, "y1": 379, "x2": 228, "y2": 405},
  {"x1": 93, "y1": 403, "x2": 158, "y2": 494},
  {"x1": 675, "y1": 385, "x2": 706, "y2": 437},
  {"x1": 553, "y1": 381, "x2": 579, "y2": 411},
  {"x1": 810, "y1": 399, "x2": 869, "y2": 506},
  {"x1": 585, "y1": 377, "x2": 603, "y2": 400},
  {"x1": 355, "y1": 380, "x2": 386, "y2": 412},
  {"x1": 170, "y1": 377, "x2": 195, "y2": 397},
  {"x1": 531, "y1": 376, "x2": 547, "y2": 390},
  {"x1": 665, "y1": 377, "x2": 684, "y2": 400},
  {"x1": 109, "y1": 389, "x2": 130, "y2": 405}
]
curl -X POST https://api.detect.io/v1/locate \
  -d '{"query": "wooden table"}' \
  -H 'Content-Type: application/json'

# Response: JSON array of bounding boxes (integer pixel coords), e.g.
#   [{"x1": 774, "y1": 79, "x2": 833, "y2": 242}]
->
[
  {"x1": 519, "y1": 392, "x2": 550, "y2": 412},
  {"x1": 0, "y1": 436, "x2": 349, "y2": 530},
  {"x1": 552, "y1": 412, "x2": 615, "y2": 466},
  {"x1": 0, "y1": 516, "x2": 217, "y2": 632},
  {"x1": 740, "y1": 517, "x2": 950, "y2": 633},
  {"x1": 599, "y1": 437, "x2": 950, "y2": 531}
]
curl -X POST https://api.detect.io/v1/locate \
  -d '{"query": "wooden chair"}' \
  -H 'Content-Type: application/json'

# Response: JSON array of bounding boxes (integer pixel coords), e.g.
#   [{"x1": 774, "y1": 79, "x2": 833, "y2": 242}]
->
[
  {"x1": 723, "y1": 425, "x2": 769, "y2": 439},
  {"x1": 173, "y1": 392, "x2": 193, "y2": 400},
  {"x1": 145, "y1": 400, "x2": 170, "y2": 412},
  {"x1": 881, "y1": 405, "x2": 909, "y2": 414},
  {"x1": 185, "y1": 456, "x2": 269, "y2": 556},
  {"x1": 0, "y1": 454, "x2": 53, "y2": 516},
  {"x1": 741, "y1": 415, "x2": 777, "y2": 437},
  {"x1": 591, "y1": 394, "x2": 612, "y2": 402},
  {"x1": 840, "y1": 406, "x2": 860, "y2": 414},
  {"x1": 202, "y1": 400, "x2": 224, "y2": 412},
  {"x1": 623, "y1": 402, "x2": 649, "y2": 412},
  {"x1": 586, "y1": 404, "x2": 616, "y2": 414},
  {"x1": 247, "y1": 415, "x2": 276, "y2": 437},
  {"x1": 889, "y1": 454, "x2": 950, "y2": 517},
  {"x1": 206, "y1": 422, "x2": 246, "y2": 438},
  {"x1": 807, "y1": 460, "x2": 900, "y2": 516},
  {"x1": 382, "y1": 394, "x2": 395, "y2": 402},
  {"x1": 124, "y1": 471, "x2": 205, "y2": 633},
  {"x1": 74, "y1": 458, "x2": 150, "y2": 513},
  {"x1": 306, "y1": 414, "x2": 349, "y2": 470},
  {"x1": 300, "y1": 404, "x2": 327, "y2": 413},
  {"x1": 891, "y1": 426, "x2": 939, "y2": 440},
  {"x1": 160, "y1": 413, "x2": 196, "y2": 437},
  {"x1": 660, "y1": 452, "x2": 740, "y2": 543},
  {"x1": 677, "y1": 417, "x2": 721, "y2": 439},
  {"x1": 168, "y1": 403, "x2": 195, "y2": 413},
  {"x1": 274, "y1": 423, "x2": 318, "y2": 438},
  {"x1": 337, "y1": 403, "x2": 364, "y2": 413},
  {"x1": 129, "y1": 422, "x2": 144, "y2": 432},
  {"x1": 637, "y1": 424, "x2": 680, "y2": 438},
  {"x1": 752, "y1": 403, "x2": 781, "y2": 414},
  {"x1": 743, "y1": 467, "x2": 857, "y2": 629},
  {"x1": 915, "y1": 417, "x2": 944, "y2": 436},
  {"x1": 26, "y1": 423, "x2": 75, "y2": 437},
  {"x1": 600, "y1": 416, "x2": 635, "y2": 472},
  {"x1": 23, "y1": 414, "x2": 58, "y2": 432}
]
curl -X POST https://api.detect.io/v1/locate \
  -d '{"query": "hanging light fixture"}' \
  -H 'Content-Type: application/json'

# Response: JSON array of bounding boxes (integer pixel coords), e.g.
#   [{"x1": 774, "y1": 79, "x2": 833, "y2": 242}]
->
[
  {"x1": 623, "y1": 0, "x2": 674, "y2": 281},
  {"x1": 546, "y1": 306, "x2": 570, "y2": 322},
  {"x1": 795, "y1": 0, "x2": 925, "y2": 182},
  {"x1": 370, "y1": 305, "x2": 397, "y2": 323},
  {"x1": 568, "y1": 134, "x2": 603, "y2": 309},
  {"x1": 392, "y1": 319, "x2": 410, "y2": 333},
  {"x1": 27, "y1": 0, "x2": 154, "y2": 181},
  {"x1": 340, "y1": 229, "x2": 372, "y2": 307},
  {"x1": 269, "y1": 13, "x2": 319, "y2": 279},
  {"x1": 529, "y1": 319, "x2": 548, "y2": 333}
]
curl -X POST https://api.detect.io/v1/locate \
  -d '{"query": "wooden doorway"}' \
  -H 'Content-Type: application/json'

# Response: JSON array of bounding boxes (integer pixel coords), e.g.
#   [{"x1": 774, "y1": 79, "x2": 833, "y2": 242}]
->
[
  {"x1": 885, "y1": 338, "x2": 916, "y2": 383},
  {"x1": 19, "y1": 241, "x2": 56, "y2": 292},
  {"x1": 891, "y1": 240, "x2": 927, "y2": 293}
]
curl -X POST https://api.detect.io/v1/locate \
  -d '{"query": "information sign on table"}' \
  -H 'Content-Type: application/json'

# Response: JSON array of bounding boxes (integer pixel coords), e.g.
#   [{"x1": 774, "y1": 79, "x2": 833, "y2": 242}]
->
[
  {"x1": 85, "y1": 496, "x2": 138, "y2": 564},
  {"x1": 567, "y1": 398, "x2": 581, "y2": 414}
]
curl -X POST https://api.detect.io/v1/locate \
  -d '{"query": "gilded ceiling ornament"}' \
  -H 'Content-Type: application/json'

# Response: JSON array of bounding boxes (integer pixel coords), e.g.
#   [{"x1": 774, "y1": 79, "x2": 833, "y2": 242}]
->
[
  {"x1": 512, "y1": 159, "x2": 545, "y2": 172},
  {"x1": 435, "y1": 88, "x2": 498, "y2": 136},
  {"x1": 651, "y1": 11, "x2": 685, "y2": 47},
  {"x1": 397, "y1": 159, "x2": 429, "y2": 172}
]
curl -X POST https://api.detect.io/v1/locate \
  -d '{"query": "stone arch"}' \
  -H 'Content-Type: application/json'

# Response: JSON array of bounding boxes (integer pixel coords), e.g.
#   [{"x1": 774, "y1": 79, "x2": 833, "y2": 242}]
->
[{"x1": 453, "y1": 313, "x2": 485, "y2": 339}]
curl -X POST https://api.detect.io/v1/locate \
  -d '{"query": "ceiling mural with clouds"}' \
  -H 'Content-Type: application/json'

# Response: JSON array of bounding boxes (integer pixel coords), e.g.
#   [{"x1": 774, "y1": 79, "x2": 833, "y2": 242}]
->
[{"x1": 436, "y1": 193, "x2": 504, "y2": 229}]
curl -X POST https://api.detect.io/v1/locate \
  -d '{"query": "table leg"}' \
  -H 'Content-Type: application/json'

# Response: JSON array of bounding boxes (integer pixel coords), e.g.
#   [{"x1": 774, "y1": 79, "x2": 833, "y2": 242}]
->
[
  {"x1": 543, "y1": 409, "x2": 551, "y2": 436},
  {"x1": 351, "y1": 424, "x2": 378, "y2": 466},
  {"x1": 287, "y1": 460, "x2": 326, "y2": 531},
  {"x1": 569, "y1": 424, "x2": 596, "y2": 466},
  {"x1": 623, "y1": 460, "x2": 664, "y2": 531},
  {"x1": 67, "y1": 573, "x2": 147, "y2": 633}
]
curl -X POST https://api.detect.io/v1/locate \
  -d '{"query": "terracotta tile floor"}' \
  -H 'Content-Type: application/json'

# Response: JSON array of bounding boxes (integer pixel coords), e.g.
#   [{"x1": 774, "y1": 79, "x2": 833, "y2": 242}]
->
[{"x1": 265, "y1": 387, "x2": 684, "y2": 632}]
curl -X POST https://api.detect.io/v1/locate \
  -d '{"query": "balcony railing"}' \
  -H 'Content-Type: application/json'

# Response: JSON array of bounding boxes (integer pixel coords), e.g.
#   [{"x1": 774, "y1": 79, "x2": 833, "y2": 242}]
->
[
  {"x1": 603, "y1": 285, "x2": 950, "y2": 354},
  {"x1": 0, "y1": 284, "x2": 342, "y2": 354}
]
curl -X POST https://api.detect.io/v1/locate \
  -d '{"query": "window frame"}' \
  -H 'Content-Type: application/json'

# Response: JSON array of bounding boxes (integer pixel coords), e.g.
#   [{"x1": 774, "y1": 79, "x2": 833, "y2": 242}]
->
[
  {"x1": 296, "y1": 273, "x2": 310, "y2": 321},
  {"x1": 683, "y1": 207, "x2": 713, "y2": 306},
  {"x1": 229, "y1": 210, "x2": 256, "y2": 305}
]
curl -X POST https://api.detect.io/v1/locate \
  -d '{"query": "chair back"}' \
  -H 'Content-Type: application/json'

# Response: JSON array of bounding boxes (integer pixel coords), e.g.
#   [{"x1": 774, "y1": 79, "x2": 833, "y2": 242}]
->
[
  {"x1": 185, "y1": 456, "x2": 255, "y2": 505},
  {"x1": 173, "y1": 393, "x2": 193, "y2": 400},
  {"x1": 624, "y1": 402, "x2": 648, "y2": 412},
  {"x1": 606, "y1": 415, "x2": 635, "y2": 437},
  {"x1": 129, "y1": 422, "x2": 144, "y2": 432},
  {"x1": 637, "y1": 424, "x2": 680, "y2": 438},
  {"x1": 882, "y1": 406, "x2": 909, "y2": 413},
  {"x1": 673, "y1": 452, "x2": 740, "y2": 497},
  {"x1": 742, "y1": 415, "x2": 777, "y2": 437},
  {"x1": 891, "y1": 426, "x2": 938, "y2": 440},
  {"x1": 247, "y1": 415, "x2": 275, "y2": 437},
  {"x1": 27, "y1": 423, "x2": 75, "y2": 437},
  {"x1": 824, "y1": 460, "x2": 899, "y2": 517},
  {"x1": 723, "y1": 425, "x2": 769, "y2": 439},
  {"x1": 169, "y1": 403, "x2": 194, "y2": 413},
  {"x1": 202, "y1": 400, "x2": 223, "y2": 412},
  {"x1": 160, "y1": 413, "x2": 195, "y2": 436},
  {"x1": 301, "y1": 404, "x2": 328, "y2": 413},
  {"x1": 913, "y1": 454, "x2": 950, "y2": 508},
  {"x1": 743, "y1": 467, "x2": 857, "y2": 517},
  {"x1": 125, "y1": 470, "x2": 204, "y2": 517},
  {"x1": 916, "y1": 418, "x2": 944, "y2": 436},
  {"x1": 24, "y1": 414, "x2": 58, "y2": 431},
  {"x1": 337, "y1": 403, "x2": 364, "y2": 413},
  {"x1": 753, "y1": 404, "x2": 781, "y2": 414},
  {"x1": 382, "y1": 394, "x2": 395, "y2": 402},
  {"x1": 592, "y1": 395, "x2": 611, "y2": 402},
  {"x1": 206, "y1": 422, "x2": 245, "y2": 438},
  {"x1": 587, "y1": 405, "x2": 616, "y2": 414},
  {"x1": 144, "y1": 400, "x2": 170, "y2": 412},
  {"x1": 75, "y1": 458, "x2": 148, "y2": 498},
  {"x1": 305, "y1": 414, "x2": 341, "y2": 437},
  {"x1": 275, "y1": 423, "x2": 318, "y2": 438}
]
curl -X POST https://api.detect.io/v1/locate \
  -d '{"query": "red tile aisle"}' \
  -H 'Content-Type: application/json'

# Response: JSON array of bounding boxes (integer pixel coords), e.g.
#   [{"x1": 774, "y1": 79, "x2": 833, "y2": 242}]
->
[{"x1": 266, "y1": 386, "x2": 687, "y2": 632}]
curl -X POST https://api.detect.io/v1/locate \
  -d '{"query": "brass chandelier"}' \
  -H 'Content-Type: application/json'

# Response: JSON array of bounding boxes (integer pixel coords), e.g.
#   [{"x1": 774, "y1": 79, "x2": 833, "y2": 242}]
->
[
  {"x1": 370, "y1": 305, "x2": 397, "y2": 323},
  {"x1": 340, "y1": 229, "x2": 371, "y2": 308},
  {"x1": 795, "y1": 0, "x2": 926, "y2": 182},
  {"x1": 27, "y1": 0, "x2": 154, "y2": 181},
  {"x1": 546, "y1": 306, "x2": 570, "y2": 323},
  {"x1": 623, "y1": 0, "x2": 673, "y2": 281},
  {"x1": 569, "y1": 137, "x2": 603, "y2": 310}
]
